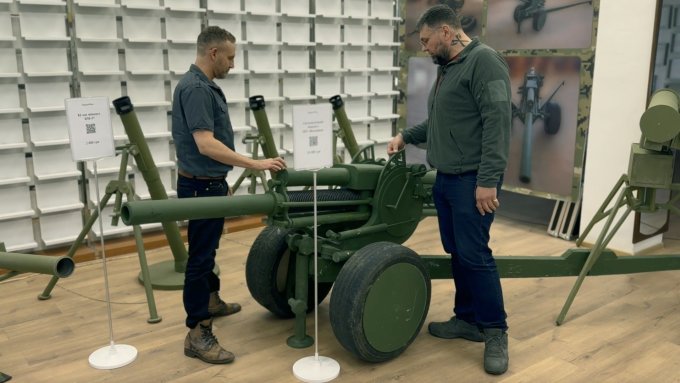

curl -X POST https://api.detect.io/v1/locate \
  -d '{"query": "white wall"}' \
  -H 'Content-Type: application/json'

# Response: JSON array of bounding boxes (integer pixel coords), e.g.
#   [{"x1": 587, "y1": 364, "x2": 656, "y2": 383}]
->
[{"x1": 582, "y1": 0, "x2": 660, "y2": 254}]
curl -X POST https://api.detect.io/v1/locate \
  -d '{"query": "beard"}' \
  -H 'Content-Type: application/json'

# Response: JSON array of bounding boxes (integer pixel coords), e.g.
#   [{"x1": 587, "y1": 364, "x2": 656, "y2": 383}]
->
[{"x1": 431, "y1": 43, "x2": 452, "y2": 66}]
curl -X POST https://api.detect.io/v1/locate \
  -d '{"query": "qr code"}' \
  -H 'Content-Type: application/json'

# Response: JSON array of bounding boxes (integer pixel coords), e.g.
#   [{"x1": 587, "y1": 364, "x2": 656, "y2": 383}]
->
[
  {"x1": 86, "y1": 123, "x2": 96, "y2": 134},
  {"x1": 309, "y1": 135, "x2": 318, "y2": 147}
]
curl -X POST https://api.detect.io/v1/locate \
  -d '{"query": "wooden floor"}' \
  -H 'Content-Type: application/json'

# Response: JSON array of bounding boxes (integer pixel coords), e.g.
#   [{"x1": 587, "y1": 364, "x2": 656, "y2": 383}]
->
[{"x1": 2, "y1": 216, "x2": 680, "y2": 383}]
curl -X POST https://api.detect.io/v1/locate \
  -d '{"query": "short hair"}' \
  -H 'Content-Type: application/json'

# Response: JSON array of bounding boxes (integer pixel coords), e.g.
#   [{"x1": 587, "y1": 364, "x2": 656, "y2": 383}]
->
[
  {"x1": 197, "y1": 26, "x2": 236, "y2": 55},
  {"x1": 415, "y1": 4, "x2": 461, "y2": 32}
]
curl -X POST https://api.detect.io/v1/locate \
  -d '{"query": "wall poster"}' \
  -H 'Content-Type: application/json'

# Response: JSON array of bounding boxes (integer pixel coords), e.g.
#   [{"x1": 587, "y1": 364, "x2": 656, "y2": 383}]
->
[{"x1": 398, "y1": 0, "x2": 599, "y2": 201}]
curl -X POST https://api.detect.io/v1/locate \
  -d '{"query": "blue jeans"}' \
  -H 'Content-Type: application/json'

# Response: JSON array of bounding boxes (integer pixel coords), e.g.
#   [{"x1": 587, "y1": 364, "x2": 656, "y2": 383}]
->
[
  {"x1": 433, "y1": 171, "x2": 507, "y2": 330},
  {"x1": 177, "y1": 175, "x2": 228, "y2": 329}
]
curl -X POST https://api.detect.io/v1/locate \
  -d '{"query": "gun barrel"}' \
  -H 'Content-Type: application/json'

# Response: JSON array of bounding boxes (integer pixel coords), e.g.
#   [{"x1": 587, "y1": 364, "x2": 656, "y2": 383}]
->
[
  {"x1": 121, "y1": 193, "x2": 277, "y2": 226},
  {"x1": 0, "y1": 252, "x2": 75, "y2": 278},
  {"x1": 330, "y1": 95, "x2": 360, "y2": 159}
]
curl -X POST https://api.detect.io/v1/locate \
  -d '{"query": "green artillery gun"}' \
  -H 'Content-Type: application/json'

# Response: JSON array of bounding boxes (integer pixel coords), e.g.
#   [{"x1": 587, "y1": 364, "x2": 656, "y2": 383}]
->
[
  {"x1": 118, "y1": 89, "x2": 680, "y2": 362},
  {"x1": 513, "y1": 0, "x2": 592, "y2": 33},
  {"x1": 511, "y1": 67, "x2": 564, "y2": 183}
]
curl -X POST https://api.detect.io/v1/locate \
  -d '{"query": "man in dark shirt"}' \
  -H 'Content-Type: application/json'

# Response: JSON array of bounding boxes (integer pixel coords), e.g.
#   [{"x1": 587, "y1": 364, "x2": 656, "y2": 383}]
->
[
  {"x1": 172, "y1": 26, "x2": 286, "y2": 364},
  {"x1": 388, "y1": 4, "x2": 511, "y2": 375}
]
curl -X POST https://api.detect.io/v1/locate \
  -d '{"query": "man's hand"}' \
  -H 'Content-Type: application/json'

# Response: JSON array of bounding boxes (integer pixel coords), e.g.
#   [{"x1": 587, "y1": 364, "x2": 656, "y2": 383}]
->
[
  {"x1": 387, "y1": 133, "x2": 405, "y2": 155},
  {"x1": 254, "y1": 157, "x2": 286, "y2": 172},
  {"x1": 476, "y1": 186, "x2": 500, "y2": 216}
]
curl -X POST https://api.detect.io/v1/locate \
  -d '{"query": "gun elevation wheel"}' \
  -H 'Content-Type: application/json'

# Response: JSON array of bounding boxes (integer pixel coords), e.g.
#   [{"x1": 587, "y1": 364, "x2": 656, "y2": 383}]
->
[
  {"x1": 330, "y1": 242, "x2": 431, "y2": 362},
  {"x1": 246, "y1": 226, "x2": 332, "y2": 318},
  {"x1": 543, "y1": 101, "x2": 561, "y2": 135}
]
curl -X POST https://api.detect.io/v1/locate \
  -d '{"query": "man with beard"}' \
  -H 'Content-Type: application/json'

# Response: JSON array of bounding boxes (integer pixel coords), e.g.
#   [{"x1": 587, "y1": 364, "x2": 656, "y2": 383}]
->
[
  {"x1": 387, "y1": 4, "x2": 511, "y2": 375},
  {"x1": 172, "y1": 26, "x2": 286, "y2": 364}
]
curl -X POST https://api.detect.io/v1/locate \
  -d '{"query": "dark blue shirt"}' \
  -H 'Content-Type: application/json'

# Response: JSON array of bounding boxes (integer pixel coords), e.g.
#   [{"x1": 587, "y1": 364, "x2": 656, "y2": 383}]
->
[{"x1": 172, "y1": 64, "x2": 235, "y2": 177}]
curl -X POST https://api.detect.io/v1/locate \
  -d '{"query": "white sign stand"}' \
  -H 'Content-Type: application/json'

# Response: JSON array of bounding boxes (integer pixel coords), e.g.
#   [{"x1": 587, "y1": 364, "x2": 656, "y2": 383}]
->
[
  {"x1": 65, "y1": 97, "x2": 137, "y2": 369},
  {"x1": 290, "y1": 104, "x2": 340, "y2": 383}
]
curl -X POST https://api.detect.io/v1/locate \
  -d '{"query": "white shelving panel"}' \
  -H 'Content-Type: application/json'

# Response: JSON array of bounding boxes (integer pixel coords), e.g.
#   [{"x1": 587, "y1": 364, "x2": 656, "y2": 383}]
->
[
  {"x1": 283, "y1": 76, "x2": 313, "y2": 101},
  {"x1": 282, "y1": 49, "x2": 312, "y2": 73},
  {"x1": 74, "y1": 10, "x2": 119, "y2": 42},
  {"x1": 125, "y1": 47, "x2": 167, "y2": 74},
  {"x1": 0, "y1": 117, "x2": 25, "y2": 149},
  {"x1": 166, "y1": 13, "x2": 202, "y2": 43},
  {"x1": 0, "y1": 82, "x2": 23, "y2": 114},
  {"x1": 126, "y1": 77, "x2": 169, "y2": 106},
  {"x1": 31, "y1": 146, "x2": 80, "y2": 180},
  {"x1": 0, "y1": 48, "x2": 19, "y2": 77},
  {"x1": 344, "y1": 0, "x2": 368, "y2": 19},
  {"x1": 315, "y1": 0, "x2": 341, "y2": 18},
  {"x1": 281, "y1": 0, "x2": 310, "y2": 17},
  {"x1": 214, "y1": 76, "x2": 247, "y2": 103},
  {"x1": 77, "y1": 46, "x2": 123, "y2": 75},
  {"x1": 34, "y1": 178, "x2": 84, "y2": 214},
  {"x1": 122, "y1": 13, "x2": 165, "y2": 42},
  {"x1": 250, "y1": 76, "x2": 282, "y2": 101},
  {"x1": 248, "y1": 46, "x2": 282, "y2": 74},
  {"x1": 22, "y1": 47, "x2": 72, "y2": 77},
  {"x1": 168, "y1": 45, "x2": 196, "y2": 74},
  {"x1": 281, "y1": 21, "x2": 311, "y2": 46},
  {"x1": 245, "y1": 0, "x2": 276, "y2": 16},
  {"x1": 370, "y1": 119, "x2": 393, "y2": 142},
  {"x1": 165, "y1": 0, "x2": 203, "y2": 13},
  {"x1": 315, "y1": 73, "x2": 342, "y2": 99},
  {"x1": 316, "y1": 49, "x2": 342, "y2": 72},
  {"x1": 0, "y1": 218, "x2": 37, "y2": 252},
  {"x1": 24, "y1": 80, "x2": 71, "y2": 112},
  {"x1": 0, "y1": 150, "x2": 29, "y2": 186},
  {"x1": 207, "y1": 0, "x2": 241, "y2": 15},
  {"x1": 79, "y1": 78, "x2": 123, "y2": 102},
  {"x1": 0, "y1": 12, "x2": 15, "y2": 41},
  {"x1": 344, "y1": 73, "x2": 371, "y2": 97},
  {"x1": 39, "y1": 209, "x2": 83, "y2": 247},
  {"x1": 345, "y1": 49, "x2": 370, "y2": 73},
  {"x1": 19, "y1": 11, "x2": 68, "y2": 41},
  {"x1": 28, "y1": 112, "x2": 70, "y2": 147}
]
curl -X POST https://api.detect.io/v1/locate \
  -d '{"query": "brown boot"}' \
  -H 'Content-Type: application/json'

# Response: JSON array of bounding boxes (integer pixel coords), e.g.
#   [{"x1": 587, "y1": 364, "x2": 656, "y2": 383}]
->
[
  {"x1": 184, "y1": 319, "x2": 235, "y2": 364},
  {"x1": 208, "y1": 292, "x2": 241, "y2": 318}
]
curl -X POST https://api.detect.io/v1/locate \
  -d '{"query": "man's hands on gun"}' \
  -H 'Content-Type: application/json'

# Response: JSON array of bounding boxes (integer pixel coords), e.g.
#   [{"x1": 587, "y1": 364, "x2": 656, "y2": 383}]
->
[{"x1": 387, "y1": 133, "x2": 405, "y2": 155}]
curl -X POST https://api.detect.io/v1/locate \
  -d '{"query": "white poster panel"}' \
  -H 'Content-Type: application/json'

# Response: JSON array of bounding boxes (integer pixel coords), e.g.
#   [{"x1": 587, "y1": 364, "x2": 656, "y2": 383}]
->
[
  {"x1": 292, "y1": 104, "x2": 333, "y2": 170},
  {"x1": 65, "y1": 97, "x2": 115, "y2": 161}
]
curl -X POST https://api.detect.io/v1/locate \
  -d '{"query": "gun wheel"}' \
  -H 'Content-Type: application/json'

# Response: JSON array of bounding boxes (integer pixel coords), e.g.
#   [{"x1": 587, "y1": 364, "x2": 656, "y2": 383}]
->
[
  {"x1": 513, "y1": 5, "x2": 526, "y2": 23},
  {"x1": 544, "y1": 101, "x2": 561, "y2": 135},
  {"x1": 246, "y1": 226, "x2": 332, "y2": 318},
  {"x1": 330, "y1": 242, "x2": 431, "y2": 362},
  {"x1": 533, "y1": 9, "x2": 547, "y2": 31}
]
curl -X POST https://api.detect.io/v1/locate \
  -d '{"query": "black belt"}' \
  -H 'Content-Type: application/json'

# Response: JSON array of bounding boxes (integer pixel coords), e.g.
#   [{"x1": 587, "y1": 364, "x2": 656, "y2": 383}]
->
[{"x1": 178, "y1": 169, "x2": 225, "y2": 180}]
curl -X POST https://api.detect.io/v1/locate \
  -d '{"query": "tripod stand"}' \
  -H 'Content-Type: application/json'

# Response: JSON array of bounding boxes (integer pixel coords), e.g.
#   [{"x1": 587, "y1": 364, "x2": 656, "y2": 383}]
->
[{"x1": 39, "y1": 145, "x2": 161, "y2": 323}]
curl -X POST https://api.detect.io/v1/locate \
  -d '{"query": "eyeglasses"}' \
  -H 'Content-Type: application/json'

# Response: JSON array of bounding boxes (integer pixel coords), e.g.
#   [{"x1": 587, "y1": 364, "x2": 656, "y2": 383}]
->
[{"x1": 419, "y1": 26, "x2": 443, "y2": 47}]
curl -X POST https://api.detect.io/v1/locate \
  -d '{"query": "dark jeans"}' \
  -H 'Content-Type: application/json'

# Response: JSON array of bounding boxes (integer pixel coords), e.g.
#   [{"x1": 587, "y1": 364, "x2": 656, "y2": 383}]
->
[
  {"x1": 177, "y1": 175, "x2": 228, "y2": 329},
  {"x1": 433, "y1": 171, "x2": 507, "y2": 330}
]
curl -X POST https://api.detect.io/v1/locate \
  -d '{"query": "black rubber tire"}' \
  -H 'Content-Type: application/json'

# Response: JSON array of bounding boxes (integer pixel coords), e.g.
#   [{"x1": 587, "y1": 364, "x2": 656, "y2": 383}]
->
[
  {"x1": 533, "y1": 9, "x2": 547, "y2": 31},
  {"x1": 330, "y1": 242, "x2": 431, "y2": 362},
  {"x1": 246, "y1": 226, "x2": 332, "y2": 318},
  {"x1": 543, "y1": 101, "x2": 561, "y2": 135}
]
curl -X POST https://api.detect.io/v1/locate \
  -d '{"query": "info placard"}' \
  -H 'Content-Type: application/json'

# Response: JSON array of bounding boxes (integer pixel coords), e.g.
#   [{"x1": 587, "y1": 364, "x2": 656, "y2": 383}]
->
[
  {"x1": 65, "y1": 97, "x2": 115, "y2": 161},
  {"x1": 292, "y1": 104, "x2": 333, "y2": 171}
]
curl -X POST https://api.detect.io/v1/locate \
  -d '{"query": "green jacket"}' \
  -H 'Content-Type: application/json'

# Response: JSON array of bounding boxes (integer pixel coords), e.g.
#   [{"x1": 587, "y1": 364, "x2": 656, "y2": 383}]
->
[{"x1": 402, "y1": 38, "x2": 511, "y2": 188}]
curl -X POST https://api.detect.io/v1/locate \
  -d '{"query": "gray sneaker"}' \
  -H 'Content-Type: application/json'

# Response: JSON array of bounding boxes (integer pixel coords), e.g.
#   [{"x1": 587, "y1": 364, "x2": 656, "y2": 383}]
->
[
  {"x1": 427, "y1": 316, "x2": 484, "y2": 342},
  {"x1": 483, "y1": 328, "x2": 508, "y2": 375}
]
